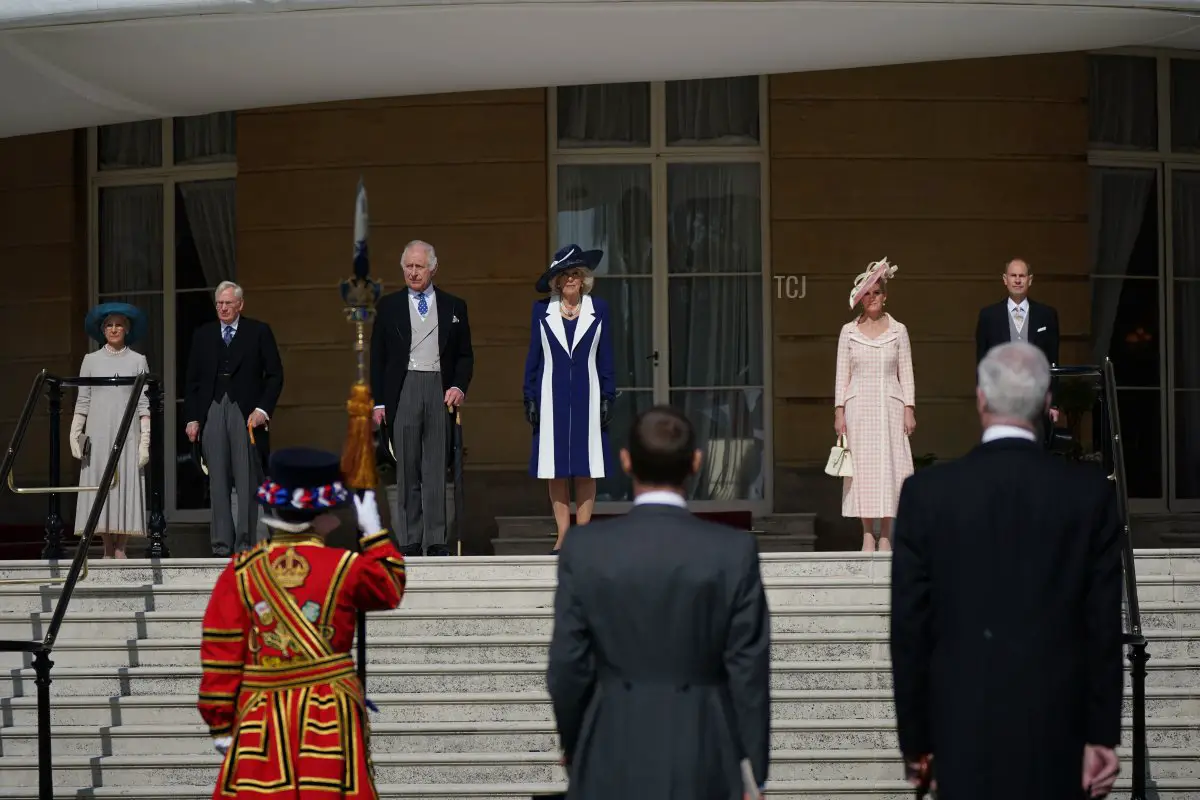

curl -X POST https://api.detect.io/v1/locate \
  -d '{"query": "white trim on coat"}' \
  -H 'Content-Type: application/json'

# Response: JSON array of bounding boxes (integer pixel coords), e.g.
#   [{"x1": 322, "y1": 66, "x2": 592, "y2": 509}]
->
[{"x1": 536, "y1": 321, "x2": 556, "y2": 479}]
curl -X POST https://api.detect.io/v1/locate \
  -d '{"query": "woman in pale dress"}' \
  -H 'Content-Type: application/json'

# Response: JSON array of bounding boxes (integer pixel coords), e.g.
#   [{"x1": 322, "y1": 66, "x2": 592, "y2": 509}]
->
[
  {"x1": 69, "y1": 302, "x2": 151, "y2": 559},
  {"x1": 833, "y1": 259, "x2": 916, "y2": 552}
]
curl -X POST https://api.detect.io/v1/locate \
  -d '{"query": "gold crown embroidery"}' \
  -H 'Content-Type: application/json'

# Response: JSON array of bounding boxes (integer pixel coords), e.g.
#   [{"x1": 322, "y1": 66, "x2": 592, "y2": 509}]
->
[{"x1": 272, "y1": 547, "x2": 311, "y2": 589}]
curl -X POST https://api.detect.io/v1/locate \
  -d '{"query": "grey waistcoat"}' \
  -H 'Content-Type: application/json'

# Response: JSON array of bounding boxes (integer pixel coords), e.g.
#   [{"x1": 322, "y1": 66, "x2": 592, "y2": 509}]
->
[
  {"x1": 408, "y1": 293, "x2": 441, "y2": 372},
  {"x1": 1008, "y1": 305, "x2": 1026, "y2": 343}
]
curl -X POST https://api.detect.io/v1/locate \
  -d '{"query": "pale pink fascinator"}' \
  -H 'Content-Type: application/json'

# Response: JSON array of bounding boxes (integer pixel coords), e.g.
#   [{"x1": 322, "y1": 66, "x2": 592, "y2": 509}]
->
[{"x1": 849, "y1": 258, "x2": 898, "y2": 309}]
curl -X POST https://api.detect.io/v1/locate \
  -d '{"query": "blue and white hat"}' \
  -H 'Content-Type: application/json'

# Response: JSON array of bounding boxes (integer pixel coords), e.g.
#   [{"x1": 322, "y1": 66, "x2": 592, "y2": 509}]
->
[{"x1": 535, "y1": 244, "x2": 603, "y2": 294}]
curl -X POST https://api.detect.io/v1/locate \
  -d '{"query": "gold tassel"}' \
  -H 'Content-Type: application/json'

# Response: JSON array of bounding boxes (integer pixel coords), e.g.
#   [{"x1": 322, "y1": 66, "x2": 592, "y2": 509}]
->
[{"x1": 341, "y1": 382, "x2": 377, "y2": 490}]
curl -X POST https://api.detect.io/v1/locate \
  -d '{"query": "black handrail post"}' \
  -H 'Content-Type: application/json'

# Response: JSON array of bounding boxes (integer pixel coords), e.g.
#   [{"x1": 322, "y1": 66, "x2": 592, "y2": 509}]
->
[
  {"x1": 146, "y1": 377, "x2": 169, "y2": 559},
  {"x1": 43, "y1": 379, "x2": 66, "y2": 561},
  {"x1": 1128, "y1": 639, "x2": 1149, "y2": 800},
  {"x1": 33, "y1": 646, "x2": 53, "y2": 800}
]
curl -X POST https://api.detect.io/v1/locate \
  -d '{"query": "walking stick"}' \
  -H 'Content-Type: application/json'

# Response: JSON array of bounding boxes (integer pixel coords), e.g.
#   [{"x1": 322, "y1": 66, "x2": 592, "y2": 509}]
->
[
  {"x1": 337, "y1": 178, "x2": 382, "y2": 694},
  {"x1": 448, "y1": 405, "x2": 465, "y2": 556}
]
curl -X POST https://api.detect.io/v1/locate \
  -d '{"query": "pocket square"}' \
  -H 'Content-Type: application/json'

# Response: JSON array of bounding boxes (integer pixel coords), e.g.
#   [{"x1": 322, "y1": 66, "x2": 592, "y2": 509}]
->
[
  {"x1": 453, "y1": 315, "x2": 460, "y2": 323},
  {"x1": 1037, "y1": 326, "x2": 1046, "y2": 332}
]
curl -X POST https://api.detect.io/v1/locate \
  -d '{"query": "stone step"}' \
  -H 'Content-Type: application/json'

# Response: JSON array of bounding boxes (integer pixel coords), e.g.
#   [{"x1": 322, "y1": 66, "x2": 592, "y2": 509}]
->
[
  {"x1": 2, "y1": 548, "x2": 1196, "y2": 586},
  {"x1": 2, "y1": 685, "x2": 1196, "y2": 731},
  {"x1": 0, "y1": 632, "x2": 899, "y2": 670},
  {"x1": 0, "y1": 552, "x2": 892, "y2": 585},
  {"x1": 7, "y1": 657, "x2": 1200, "y2": 699},
  {"x1": 0, "y1": 780, "x2": 1195, "y2": 800},
  {"x1": 0, "y1": 605, "x2": 901, "y2": 641},
  {"x1": 0, "y1": 738, "x2": 1195, "y2": 787},
  {"x1": 5, "y1": 601, "x2": 1200, "y2": 642},
  {"x1": 7, "y1": 572, "x2": 1200, "y2": 616},
  {"x1": 0, "y1": 576, "x2": 908, "y2": 615},
  {"x1": 493, "y1": 533, "x2": 820, "y2": 556},
  {"x1": 5, "y1": 628, "x2": 1199, "y2": 672}
]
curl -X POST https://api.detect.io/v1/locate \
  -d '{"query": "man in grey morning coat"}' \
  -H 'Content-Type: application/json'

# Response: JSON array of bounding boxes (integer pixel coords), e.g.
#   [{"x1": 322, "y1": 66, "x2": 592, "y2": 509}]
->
[{"x1": 547, "y1": 405, "x2": 771, "y2": 799}]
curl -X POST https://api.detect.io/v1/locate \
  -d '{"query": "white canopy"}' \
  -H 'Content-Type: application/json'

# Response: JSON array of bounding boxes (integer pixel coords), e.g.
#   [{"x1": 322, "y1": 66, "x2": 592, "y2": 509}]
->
[{"x1": 2, "y1": 0, "x2": 1199, "y2": 138}]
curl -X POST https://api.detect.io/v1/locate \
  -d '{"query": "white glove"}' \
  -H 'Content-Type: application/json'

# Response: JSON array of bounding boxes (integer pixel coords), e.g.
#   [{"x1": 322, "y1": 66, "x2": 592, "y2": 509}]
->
[
  {"x1": 69, "y1": 414, "x2": 86, "y2": 460},
  {"x1": 353, "y1": 490, "x2": 383, "y2": 537},
  {"x1": 138, "y1": 416, "x2": 150, "y2": 468},
  {"x1": 214, "y1": 735, "x2": 233, "y2": 756}
]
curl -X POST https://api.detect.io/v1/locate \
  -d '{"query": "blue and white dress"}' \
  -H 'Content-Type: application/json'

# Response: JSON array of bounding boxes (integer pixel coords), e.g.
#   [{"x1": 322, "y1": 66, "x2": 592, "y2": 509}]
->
[{"x1": 523, "y1": 294, "x2": 616, "y2": 479}]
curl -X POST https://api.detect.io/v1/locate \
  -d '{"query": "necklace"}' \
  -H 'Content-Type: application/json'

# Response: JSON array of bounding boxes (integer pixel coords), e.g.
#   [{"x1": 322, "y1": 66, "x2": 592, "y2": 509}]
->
[{"x1": 561, "y1": 302, "x2": 580, "y2": 319}]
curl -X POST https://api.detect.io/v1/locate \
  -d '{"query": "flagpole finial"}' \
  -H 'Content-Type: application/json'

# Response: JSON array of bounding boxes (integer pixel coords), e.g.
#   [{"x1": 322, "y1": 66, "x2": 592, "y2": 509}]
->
[{"x1": 340, "y1": 179, "x2": 382, "y2": 490}]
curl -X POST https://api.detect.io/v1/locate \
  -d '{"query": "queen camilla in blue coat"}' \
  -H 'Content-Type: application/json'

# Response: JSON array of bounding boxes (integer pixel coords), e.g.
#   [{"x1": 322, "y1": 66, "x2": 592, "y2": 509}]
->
[{"x1": 523, "y1": 245, "x2": 616, "y2": 554}]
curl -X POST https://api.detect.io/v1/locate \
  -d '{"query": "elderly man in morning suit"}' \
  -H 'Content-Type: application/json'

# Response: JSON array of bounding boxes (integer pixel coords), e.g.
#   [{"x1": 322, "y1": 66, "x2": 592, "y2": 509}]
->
[
  {"x1": 371, "y1": 240, "x2": 474, "y2": 557},
  {"x1": 890, "y1": 342, "x2": 1122, "y2": 800},
  {"x1": 184, "y1": 281, "x2": 284, "y2": 557}
]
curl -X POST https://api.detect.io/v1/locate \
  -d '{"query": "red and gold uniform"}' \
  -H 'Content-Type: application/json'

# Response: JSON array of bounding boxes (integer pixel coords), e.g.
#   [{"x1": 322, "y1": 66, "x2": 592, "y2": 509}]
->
[{"x1": 198, "y1": 517, "x2": 405, "y2": 799}]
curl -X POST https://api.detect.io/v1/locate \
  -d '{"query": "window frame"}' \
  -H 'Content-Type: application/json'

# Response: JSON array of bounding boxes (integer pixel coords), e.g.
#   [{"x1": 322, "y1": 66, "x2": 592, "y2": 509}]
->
[
  {"x1": 546, "y1": 78, "x2": 775, "y2": 516},
  {"x1": 87, "y1": 117, "x2": 238, "y2": 524},
  {"x1": 1089, "y1": 47, "x2": 1200, "y2": 512}
]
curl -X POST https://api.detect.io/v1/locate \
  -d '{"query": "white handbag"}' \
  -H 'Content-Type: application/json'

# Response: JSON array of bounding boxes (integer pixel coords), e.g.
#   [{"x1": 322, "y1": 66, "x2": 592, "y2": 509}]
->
[{"x1": 824, "y1": 434, "x2": 853, "y2": 477}]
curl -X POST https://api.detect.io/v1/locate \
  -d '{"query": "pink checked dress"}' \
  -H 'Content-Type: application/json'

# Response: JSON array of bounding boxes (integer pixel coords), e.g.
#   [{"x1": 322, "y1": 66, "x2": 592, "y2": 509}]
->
[{"x1": 834, "y1": 313, "x2": 916, "y2": 519}]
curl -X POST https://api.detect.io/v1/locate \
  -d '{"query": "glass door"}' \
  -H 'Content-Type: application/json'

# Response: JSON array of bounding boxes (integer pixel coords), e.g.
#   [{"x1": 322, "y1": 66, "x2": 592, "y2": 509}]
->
[
  {"x1": 550, "y1": 78, "x2": 771, "y2": 513},
  {"x1": 1167, "y1": 166, "x2": 1200, "y2": 510},
  {"x1": 1089, "y1": 164, "x2": 1166, "y2": 511},
  {"x1": 554, "y1": 162, "x2": 655, "y2": 503},
  {"x1": 664, "y1": 161, "x2": 766, "y2": 504}
]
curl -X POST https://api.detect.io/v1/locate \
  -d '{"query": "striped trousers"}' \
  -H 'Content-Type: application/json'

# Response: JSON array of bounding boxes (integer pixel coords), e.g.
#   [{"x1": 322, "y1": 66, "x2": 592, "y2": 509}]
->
[{"x1": 392, "y1": 371, "x2": 447, "y2": 549}]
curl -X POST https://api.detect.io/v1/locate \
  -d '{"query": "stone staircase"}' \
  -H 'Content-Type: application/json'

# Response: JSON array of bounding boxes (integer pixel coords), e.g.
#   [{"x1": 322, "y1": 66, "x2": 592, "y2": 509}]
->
[{"x1": 0, "y1": 551, "x2": 1198, "y2": 798}]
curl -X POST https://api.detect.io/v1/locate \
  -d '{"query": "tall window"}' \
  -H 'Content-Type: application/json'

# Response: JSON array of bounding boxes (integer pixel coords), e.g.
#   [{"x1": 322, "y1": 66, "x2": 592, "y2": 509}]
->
[
  {"x1": 550, "y1": 79, "x2": 771, "y2": 510},
  {"x1": 1089, "y1": 52, "x2": 1200, "y2": 510},
  {"x1": 89, "y1": 113, "x2": 237, "y2": 520}
]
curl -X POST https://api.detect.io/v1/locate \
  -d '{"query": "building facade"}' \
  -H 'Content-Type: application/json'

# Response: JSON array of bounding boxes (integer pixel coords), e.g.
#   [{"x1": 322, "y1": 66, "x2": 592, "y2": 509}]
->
[{"x1": 1, "y1": 50, "x2": 1195, "y2": 551}]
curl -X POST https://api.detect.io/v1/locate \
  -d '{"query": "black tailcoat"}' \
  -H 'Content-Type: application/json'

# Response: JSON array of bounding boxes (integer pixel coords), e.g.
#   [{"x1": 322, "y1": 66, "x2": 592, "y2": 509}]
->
[
  {"x1": 974, "y1": 298, "x2": 1060, "y2": 367},
  {"x1": 889, "y1": 437, "x2": 1124, "y2": 800},
  {"x1": 183, "y1": 316, "x2": 284, "y2": 470},
  {"x1": 369, "y1": 287, "x2": 474, "y2": 431}
]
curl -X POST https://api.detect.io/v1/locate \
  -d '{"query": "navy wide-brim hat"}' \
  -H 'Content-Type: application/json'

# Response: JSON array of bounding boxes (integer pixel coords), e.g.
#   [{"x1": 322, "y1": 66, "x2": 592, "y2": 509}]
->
[
  {"x1": 256, "y1": 447, "x2": 351, "y2": 516},
  {"x1": 85, "y1": 302, "x2": 148, "y2": 346},
  {"x1": 535, "y1": 244, "x2": 603, "y2": 294}
]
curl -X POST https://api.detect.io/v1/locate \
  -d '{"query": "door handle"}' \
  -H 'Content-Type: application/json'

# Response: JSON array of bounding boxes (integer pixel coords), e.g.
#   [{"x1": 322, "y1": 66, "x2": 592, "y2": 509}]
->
[{"x1": 646, "y1": 351, "x2": 659, "y2": 366}]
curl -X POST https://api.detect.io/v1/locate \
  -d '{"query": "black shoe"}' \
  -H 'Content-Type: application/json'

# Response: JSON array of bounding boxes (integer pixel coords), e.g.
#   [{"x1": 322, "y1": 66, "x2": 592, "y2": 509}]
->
[
  {"x1": 550, "y1": 549, "x2": 559, "y2": 555},
  {"x1": 400, "y1": 543, "x2": 423, "y2": 558},
  {"x1": 425, "y1": 544, "x2": 452, "y2": 557}
]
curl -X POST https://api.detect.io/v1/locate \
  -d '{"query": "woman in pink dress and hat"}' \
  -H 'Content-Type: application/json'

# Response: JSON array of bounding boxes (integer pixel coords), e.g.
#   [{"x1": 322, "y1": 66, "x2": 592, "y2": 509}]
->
[{"x1": 833, "y1": 259, "x2": 916, "y2": 552}]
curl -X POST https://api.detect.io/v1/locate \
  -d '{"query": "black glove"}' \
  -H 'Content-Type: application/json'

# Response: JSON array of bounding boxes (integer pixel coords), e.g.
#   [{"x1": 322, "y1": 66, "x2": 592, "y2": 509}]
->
[
  {"x1": 524, "y1": 398, "x2": 539, "y2": 428},
  {"x1": 600, "y1": 397, "x2": 612, "y2": 430}
]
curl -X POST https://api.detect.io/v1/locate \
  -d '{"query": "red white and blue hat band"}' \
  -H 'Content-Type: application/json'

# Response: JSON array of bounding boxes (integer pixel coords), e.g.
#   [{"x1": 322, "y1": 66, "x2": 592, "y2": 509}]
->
[{"x1": 256, "y1": 480, "x2": 350, "y2": 510}]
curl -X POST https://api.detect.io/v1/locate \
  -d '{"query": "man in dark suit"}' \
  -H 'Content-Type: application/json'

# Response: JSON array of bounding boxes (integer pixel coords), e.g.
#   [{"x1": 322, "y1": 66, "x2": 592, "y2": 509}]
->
[
  {"x1": 890, "y1": 341, "x2": 1123, "y2": 800},
  {"x1": 184, "y1": 281, "x2": 284, "y2": 557},
  {"x1": 547, "y1": 405, "x2": 771, "y2": 800},
  {"x1": 975, "y1": 258, "x2": 1061, "y2": 444},
  {"x1": 370, "y1": 240, "x2": 473, "y2": 557}
]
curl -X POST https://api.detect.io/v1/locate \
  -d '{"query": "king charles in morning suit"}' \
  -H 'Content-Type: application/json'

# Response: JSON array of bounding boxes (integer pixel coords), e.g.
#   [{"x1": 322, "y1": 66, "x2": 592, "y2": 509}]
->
[
  {"x1": 369, "y1": 241, "x2": 474, "y2": 557},
  {"x1": 370, "y1": 288, "x2": 473, "y2": 434}
]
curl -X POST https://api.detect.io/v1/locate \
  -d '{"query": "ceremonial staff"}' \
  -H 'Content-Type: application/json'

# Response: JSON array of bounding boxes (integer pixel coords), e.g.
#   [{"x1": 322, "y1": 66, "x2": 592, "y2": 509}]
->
[{"x1": 339, "y1": 178, "x2": 381, "y2": 688}]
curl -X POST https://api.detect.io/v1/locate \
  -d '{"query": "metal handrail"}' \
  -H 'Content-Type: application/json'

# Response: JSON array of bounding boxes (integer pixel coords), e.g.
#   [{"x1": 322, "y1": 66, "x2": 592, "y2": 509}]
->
[
  {"x1": 1050, "y1": 359, "x2": 1148, "y2": 800},
  {"x1": 0, "y1": 369, "x2": 147, "y2": 800}
]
